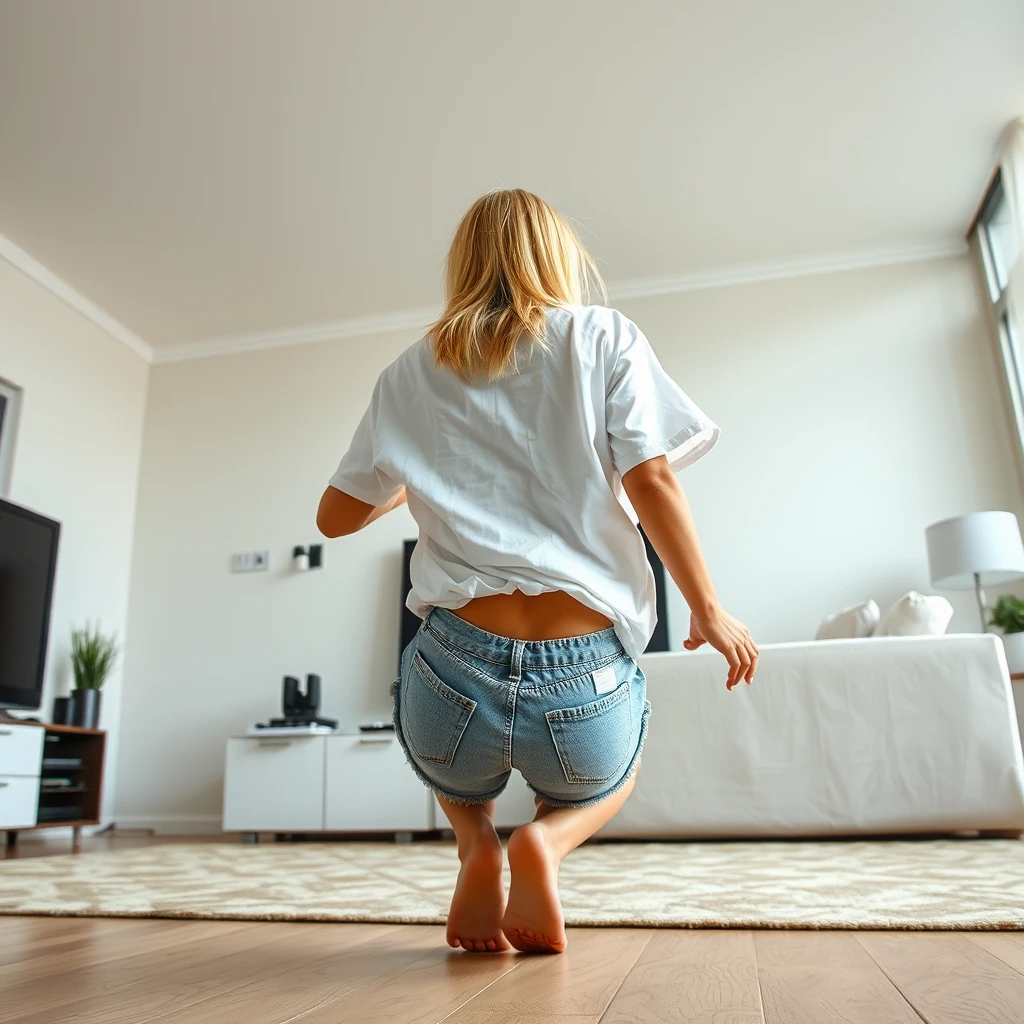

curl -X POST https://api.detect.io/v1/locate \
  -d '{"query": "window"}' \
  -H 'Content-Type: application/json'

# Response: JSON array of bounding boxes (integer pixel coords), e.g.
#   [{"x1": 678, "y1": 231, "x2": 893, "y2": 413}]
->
[{"x1": 973, "y1": 170, "x2": 1024, "y2": 451}]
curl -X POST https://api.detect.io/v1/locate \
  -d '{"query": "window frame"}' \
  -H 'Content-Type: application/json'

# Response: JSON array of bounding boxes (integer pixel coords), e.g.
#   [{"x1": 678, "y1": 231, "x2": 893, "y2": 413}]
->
[{"x1": 971, "y1": 168, "x2": 1024, "y2": 458}]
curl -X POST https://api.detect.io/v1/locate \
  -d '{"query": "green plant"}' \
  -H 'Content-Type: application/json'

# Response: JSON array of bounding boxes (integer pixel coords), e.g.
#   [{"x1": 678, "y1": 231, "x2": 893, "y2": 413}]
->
[
  {"x1": 988, "y1": 595, "x2": 1024, "y2": 635},
  {"x1": 70, "y1": 623, "x2": 119, "y2": 690}
]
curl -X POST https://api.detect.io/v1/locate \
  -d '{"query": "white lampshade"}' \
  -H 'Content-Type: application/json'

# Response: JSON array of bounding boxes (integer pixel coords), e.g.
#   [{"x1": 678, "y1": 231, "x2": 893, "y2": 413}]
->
[{"x1": 926, "y1": 511, "x2": 1024, "y2": 590}]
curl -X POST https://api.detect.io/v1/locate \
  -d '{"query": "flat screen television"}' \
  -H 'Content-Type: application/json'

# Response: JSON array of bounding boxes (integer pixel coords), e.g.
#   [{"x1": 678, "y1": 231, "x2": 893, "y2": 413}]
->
[
  {"x1": 0, "y1": 498, "x2": 60, "y2": 712},
  {"x1": 398, "y1": 529, "x2": 669, "y2": 669}
]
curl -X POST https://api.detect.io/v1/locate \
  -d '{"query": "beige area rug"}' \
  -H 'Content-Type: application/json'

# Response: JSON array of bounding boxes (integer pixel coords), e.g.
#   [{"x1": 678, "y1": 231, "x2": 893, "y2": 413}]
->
[{"x1": 1, "y1": 839, "x2": 1022, "y2": 930}]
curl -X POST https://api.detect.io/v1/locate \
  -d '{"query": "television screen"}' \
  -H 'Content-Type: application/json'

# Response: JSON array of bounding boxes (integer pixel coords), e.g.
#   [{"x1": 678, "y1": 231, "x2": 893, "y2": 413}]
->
[
  {"x1": 0, "y1": 498, "x2": 60, "y2": 711},
  {"x1": 398, "y1": 529, "x2": 669, "y2": 670}
]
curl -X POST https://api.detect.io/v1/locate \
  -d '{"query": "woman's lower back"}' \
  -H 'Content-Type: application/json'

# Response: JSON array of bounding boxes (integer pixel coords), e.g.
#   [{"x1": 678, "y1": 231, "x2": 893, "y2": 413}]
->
[{"x1": 453, "y1": 591, "x2": 613, "y2": 641}]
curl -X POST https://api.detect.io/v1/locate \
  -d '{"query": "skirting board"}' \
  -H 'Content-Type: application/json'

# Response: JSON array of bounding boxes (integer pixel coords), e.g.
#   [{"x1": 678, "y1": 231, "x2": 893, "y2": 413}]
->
[{"x1": 108, "y1": 815, "x2": 224, "y2": 835}]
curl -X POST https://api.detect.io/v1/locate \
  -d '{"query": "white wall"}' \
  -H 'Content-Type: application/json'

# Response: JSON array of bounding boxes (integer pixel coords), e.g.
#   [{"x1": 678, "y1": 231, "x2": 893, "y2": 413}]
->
[
  {"x1": 117, "y1": 255, "x2": 1023, "y2": 829},
  {"x1": 0, "y1": 259, "x2": 149, "y2": 820}
]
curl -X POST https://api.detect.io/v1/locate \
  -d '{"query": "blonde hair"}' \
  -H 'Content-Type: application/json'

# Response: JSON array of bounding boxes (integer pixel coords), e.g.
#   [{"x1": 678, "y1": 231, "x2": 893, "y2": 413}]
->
[{"x1": 430, "y1": 189, "x2": 604, "y2": 380}]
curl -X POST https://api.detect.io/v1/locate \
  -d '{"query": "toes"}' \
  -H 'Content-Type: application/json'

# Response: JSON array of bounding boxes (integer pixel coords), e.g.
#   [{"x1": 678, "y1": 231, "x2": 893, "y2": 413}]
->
[
  {"x1": 485, "y1": 939, "x2": 496, "y2": 951},
  {"x1": 461, "y1": 939, "x2": 473, "y2": 950}
]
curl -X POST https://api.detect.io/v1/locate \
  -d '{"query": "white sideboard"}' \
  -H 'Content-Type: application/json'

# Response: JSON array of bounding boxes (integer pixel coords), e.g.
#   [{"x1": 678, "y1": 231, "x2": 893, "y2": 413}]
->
[
  {"x1": 223, "y1": 732, "x2": 435, "y2": 837},
  {"x1": 223, "y1": 731, "x2": 543, "y2": 838},
  {"x1": 0, "y1": 722, "x2": 43, "y2": 829}
]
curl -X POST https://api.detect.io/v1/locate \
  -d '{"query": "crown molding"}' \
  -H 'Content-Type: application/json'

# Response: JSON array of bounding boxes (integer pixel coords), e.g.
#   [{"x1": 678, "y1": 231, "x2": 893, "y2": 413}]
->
[
  {"x1": 2, "y1": 234, "x2": 966, "y2": 366},
  {"x1": 607, "y1": 240, "x2": 967, "y2": 301},
  {"x1": 156, "y1": 239, "x2": 966, "y2": 364},
  {"x1": 152, "y1": 304, "x2": 439, "y2": 364},
  {"x1": 0, "y1": 234, "x2": 153, "y2": 363}
]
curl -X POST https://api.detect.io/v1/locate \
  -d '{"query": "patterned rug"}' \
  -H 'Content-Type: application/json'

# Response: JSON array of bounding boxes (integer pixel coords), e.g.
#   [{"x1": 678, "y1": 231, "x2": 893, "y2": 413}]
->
[{"x1": 1, "y1": 839, "x2": 1022, "y2": 929}]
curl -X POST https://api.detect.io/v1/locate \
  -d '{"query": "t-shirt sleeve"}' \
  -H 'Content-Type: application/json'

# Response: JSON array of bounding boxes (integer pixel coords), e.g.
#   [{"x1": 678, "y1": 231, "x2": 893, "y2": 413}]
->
[
  {"x1": 328, "y1": 379, "x2": 404, "y2": 506},
  {"x1": 605, "y1": 313, "x2": 720, "y2": 477}
]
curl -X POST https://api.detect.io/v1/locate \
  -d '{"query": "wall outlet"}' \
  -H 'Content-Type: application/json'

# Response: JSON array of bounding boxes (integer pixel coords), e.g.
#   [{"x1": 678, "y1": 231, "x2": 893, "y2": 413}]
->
[{"x1": 231, "y1": 550, "x2": 270, "y2": 573}]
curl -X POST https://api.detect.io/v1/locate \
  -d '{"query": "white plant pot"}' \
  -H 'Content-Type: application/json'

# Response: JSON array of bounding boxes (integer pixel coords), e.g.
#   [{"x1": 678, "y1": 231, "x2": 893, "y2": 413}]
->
[{"x1": 1000, "y1": 632, "x2": 1024, "y2": 676}]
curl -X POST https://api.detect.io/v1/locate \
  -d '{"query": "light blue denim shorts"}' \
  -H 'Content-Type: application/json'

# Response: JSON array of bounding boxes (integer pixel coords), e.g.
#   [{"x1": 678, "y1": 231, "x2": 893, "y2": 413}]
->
[{"x1": 391, "y1": 608, "x2": 651, "y2": 808}]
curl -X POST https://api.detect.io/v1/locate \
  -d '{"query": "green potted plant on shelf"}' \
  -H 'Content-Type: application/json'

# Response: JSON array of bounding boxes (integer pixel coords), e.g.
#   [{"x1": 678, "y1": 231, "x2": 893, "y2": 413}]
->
[
  {"x1": 69, "y1": 623, "x2": 119, "y2": 729},
  {"x1": 989, "y1": 595, "x2": 1024, "y2": 675}
]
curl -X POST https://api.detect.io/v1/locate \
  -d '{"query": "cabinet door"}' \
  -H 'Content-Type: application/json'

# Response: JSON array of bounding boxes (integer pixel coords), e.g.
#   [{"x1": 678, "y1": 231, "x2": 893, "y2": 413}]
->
[
  {"x1": 325, "y1": 735, "x2": 431, "y2": 831},
  {"x1": 0, "y1": 776, "x2": 40, "y2": 828},
  {"x1": 223, "y1": 737, "x2": 325, "y2": 831},
  {"x1": 0, "y1": 724, "x2": 44, "y2": 777},
  {"x1": 434, "y1": 769, "x2": 537, "y2": 831}
]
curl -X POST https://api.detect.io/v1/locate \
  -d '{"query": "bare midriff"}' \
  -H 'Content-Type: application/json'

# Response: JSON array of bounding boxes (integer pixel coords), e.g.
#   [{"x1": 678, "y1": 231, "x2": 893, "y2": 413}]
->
[{"x1": 453, "y1": 590, "x2": 614, "y2": 641}]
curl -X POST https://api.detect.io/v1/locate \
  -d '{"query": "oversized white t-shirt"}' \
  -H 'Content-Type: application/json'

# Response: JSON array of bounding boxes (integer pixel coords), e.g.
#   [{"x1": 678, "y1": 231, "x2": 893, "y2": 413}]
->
[{"x1": 329, "y1": 304, "x2": 719, "y2": 660}]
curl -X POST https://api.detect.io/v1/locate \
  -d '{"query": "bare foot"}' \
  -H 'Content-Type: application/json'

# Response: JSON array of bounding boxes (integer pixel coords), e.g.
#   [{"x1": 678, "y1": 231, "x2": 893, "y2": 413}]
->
[
  {"x1": 446, "y1": 834, "x2": 511, "y2": 952},
  {"x1": 502, "y1": 822, "x2": 567, "y2": 953}
]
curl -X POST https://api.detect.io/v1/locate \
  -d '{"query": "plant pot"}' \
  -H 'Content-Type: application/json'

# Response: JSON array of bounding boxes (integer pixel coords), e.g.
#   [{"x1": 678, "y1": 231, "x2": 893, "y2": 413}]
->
[
  {"x1": 1001, "y1": 632, "x2": 1024, "y2": 676},
  {"x1": 70, "y1": 688, "x2": 102, "y2": 729}
]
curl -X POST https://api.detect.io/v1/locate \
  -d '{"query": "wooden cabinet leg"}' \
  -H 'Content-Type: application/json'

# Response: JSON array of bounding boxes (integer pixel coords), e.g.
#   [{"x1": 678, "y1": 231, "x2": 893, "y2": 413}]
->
[
  {"x1": 71, "y1": 826, "x2": 82, "y2": 852},
  {"x1": 5, "y1": 830, "x2": 16, "y2": 851}
]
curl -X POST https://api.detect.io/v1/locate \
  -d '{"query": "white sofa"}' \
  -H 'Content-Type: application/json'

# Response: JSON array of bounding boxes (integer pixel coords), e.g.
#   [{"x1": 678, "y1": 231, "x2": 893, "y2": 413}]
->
[{"x1": 598, "y1": 633, "x2": 1024, "y2": 839}]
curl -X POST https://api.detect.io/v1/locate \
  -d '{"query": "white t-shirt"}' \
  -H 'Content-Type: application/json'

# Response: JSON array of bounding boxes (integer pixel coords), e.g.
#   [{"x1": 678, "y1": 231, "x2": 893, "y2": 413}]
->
[{"x1": 329, "y1": 304, "x2": 719, "y2": 660}]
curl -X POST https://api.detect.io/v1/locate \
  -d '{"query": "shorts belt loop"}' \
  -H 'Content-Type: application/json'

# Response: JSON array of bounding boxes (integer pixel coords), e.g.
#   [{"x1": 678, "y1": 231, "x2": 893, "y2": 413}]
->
[{"x1": 510, "y1": 640, "x2": 525, "y2": 683}]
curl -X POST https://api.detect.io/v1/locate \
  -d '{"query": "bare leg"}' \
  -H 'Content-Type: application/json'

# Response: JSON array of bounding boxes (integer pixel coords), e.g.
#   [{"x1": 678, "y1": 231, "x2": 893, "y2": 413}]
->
[
  {"x1": 436, "y1": 796, "x2": 511, "y2": 952},
  {"x1": 503, "y1": 763, "x2": 640, "y2": 954}
]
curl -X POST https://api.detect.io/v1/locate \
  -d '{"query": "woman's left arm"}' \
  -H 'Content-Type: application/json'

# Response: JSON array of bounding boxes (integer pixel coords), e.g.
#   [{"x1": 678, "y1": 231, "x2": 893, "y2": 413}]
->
[{"x1": 316, "y1": 485, "x2": 408, "y2": 538}]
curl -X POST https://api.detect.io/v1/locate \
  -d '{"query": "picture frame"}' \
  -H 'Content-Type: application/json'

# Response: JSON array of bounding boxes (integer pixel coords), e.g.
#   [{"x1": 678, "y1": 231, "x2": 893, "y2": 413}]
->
[{"x1": 0, "y1": 375, "x2": 22, "y2": 497}]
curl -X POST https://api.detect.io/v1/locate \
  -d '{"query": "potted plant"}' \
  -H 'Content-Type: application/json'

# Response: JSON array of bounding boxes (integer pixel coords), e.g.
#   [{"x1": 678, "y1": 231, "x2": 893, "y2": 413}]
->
[
  {"x1": 989, "y1": 596, "x2": 1024, "y2": 675},
  {"x1": 69, "y1": 623, "x2": 119, "y2": 729}
]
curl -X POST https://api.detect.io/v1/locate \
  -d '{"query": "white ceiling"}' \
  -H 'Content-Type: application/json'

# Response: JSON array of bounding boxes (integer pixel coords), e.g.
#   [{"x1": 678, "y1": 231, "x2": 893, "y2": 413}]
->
[{"x1": 1, "y1": 0, "x2": 1022, "y2": 355}]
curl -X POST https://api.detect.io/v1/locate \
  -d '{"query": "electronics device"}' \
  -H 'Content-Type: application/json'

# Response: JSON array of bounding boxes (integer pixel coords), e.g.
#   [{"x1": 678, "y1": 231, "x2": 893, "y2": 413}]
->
[
  {"x1": 257, "y1": 673, "x2": 337, "y2": 730},
  {"x1": 397, "y1": 527, "x2": 670, "y2": 670},
  {"x1": 0, "y1": 498, "x2": 60, "y2": 714}
]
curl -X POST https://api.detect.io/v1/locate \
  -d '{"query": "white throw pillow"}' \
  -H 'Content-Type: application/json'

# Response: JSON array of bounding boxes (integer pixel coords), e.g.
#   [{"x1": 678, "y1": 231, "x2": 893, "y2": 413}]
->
[
  {"x1": 815, "y1": 599, "x2": 881, "y2": 640},
  {"x1": 874, "y1": 591, "x2": 953, "y2": 637}
]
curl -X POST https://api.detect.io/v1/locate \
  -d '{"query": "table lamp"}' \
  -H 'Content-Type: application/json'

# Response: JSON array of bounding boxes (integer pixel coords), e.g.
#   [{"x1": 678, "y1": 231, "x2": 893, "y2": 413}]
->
[{"x1": 925, "y1": 511, "x2": 1024, "y2": 631}]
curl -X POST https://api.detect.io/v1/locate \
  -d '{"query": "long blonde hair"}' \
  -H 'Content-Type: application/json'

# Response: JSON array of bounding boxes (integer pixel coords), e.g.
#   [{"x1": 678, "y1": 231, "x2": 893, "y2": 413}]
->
[{"x1": 430, "y1": 189, "x2": 604, "y2": 380}]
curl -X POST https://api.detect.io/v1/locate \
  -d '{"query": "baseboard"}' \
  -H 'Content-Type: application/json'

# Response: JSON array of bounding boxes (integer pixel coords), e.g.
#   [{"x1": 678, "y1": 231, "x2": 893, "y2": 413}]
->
[{"x1": 110, "y1": 815, "x2": 224, "y2": 835}]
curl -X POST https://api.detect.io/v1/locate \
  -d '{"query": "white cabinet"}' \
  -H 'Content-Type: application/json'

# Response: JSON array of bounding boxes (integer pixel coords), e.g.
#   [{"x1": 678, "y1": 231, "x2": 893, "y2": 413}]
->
[
  {"x1": 0, "y1": 776, "x2": 41, "y2": 829},
  {"x1": 222, "y1": 732, "x2": 433, "y2": 835},
  {"x1": 0, "y1": 723, "x2": 42, "y2": 829},
  {"x1": 434, "y1": 770, "x2": 537, "y2": 831},
  {"x1": 223, "y1": 736, "x2": 325, "y2": 832},
  {"x1": 325, "y1": 735, "x2": 432, "y2": 832},
  {"x1": 0, "y1": 723, "x2": 44, "y2": 776}
]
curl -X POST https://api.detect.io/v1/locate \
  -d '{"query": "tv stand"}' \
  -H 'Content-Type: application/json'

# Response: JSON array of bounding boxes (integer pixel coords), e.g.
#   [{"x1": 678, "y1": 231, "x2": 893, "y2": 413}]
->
[{"x1": 1, "y1": 721, "x2": 106, "y2": 853}]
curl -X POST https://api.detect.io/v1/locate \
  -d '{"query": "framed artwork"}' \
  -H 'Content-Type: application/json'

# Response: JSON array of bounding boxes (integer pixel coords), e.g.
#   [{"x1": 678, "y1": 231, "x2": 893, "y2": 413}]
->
[{"x1": 0, "y1": 376, "x2": 22, "y2": 496}]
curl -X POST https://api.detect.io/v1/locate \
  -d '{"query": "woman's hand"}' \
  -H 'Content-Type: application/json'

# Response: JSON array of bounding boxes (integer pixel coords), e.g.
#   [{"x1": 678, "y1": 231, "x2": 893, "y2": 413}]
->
[{"x1": 684, "y1": 608, "x2": 758, "y2": 690}]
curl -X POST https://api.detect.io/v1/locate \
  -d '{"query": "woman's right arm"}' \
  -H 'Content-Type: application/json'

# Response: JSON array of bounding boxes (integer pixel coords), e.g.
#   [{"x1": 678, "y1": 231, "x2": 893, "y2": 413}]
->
[{"x1": 622, "y1": 455, "x2": 758, "y2": 689}]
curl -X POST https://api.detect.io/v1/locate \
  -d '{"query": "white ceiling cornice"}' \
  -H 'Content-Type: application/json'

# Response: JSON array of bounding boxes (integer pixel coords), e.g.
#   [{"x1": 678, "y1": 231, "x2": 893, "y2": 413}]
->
[
  {"x1": 0, "y1": 234, "x2": 153, "y2": 363},
  {"x1": 154, "y1": 239, "x2": 966, "y2": 364},
  {"x1": 1, "y1": 233, "x2": 966, "y2": 366}
]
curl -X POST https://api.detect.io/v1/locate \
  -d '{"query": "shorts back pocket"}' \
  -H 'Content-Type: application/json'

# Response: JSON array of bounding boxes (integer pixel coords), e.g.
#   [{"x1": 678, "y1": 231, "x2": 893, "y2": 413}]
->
[
  {"x1": 403, "y1": 651, "x2": 477, "y2": 766},
  {"x1": 545, "y1": 682, "x2": 632, "y2": 785}
]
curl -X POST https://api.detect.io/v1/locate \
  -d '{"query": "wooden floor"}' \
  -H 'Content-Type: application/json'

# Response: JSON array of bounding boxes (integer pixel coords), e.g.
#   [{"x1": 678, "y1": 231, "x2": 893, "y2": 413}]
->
[{"x1": 3, "y1": 836, "x2": 1024, "y2": 1023}]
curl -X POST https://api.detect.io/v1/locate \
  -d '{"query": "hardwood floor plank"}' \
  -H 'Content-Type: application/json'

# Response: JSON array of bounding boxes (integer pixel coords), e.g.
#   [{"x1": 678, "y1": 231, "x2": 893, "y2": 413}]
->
[
  {"x1": 967, "y1": 933, "x2": 1024, "y2": 977},
  {"x1": 755, "y1": 932, "x2": 921, "y2": 1023},
  {"x1": 859, "y1": 931, "x2": 1024, "y2": 1024},
  {"x1": 151, "y1": 924, "x2": 449, "y2": 1024},
  {"x1": 0, "y1": 916, "x2": 218, "y2": 975},
  {"x1": 447, "y1": 928, "x2": 651, "y2": 1019},
  {"x1": 0, "y1": 916, "x2": 143, "y2": 962},
  {"x1": 1, "y1": 920, "x2": 337, "y2": 1024},
  {"x1": 600, "y1": 929, "x2": 764, "y2": 1023},
  {"x1": 450, "y1": 1014, "x2": 600, "y2": 1023},
  {"x1": 291, "y1": 941, "x2": 522, "y2": 1024}
]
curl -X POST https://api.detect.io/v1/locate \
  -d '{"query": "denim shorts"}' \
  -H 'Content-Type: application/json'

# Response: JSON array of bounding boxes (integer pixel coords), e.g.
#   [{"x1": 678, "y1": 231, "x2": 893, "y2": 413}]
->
[{"x1": 391, "y1": 608, "x2": 651, "y2": 808}]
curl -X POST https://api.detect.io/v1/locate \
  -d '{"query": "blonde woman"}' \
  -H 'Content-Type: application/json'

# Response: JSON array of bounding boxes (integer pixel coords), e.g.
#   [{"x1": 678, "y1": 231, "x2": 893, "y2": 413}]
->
[{"x1": 318, "y1": 189, "x2": 757, "y2": 954}]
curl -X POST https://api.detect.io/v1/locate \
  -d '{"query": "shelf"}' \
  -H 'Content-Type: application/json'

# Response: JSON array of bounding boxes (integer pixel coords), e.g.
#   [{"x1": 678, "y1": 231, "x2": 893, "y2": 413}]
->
[{"x1": 39, "y1": 785, "x2": 88, "y2": 795}]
